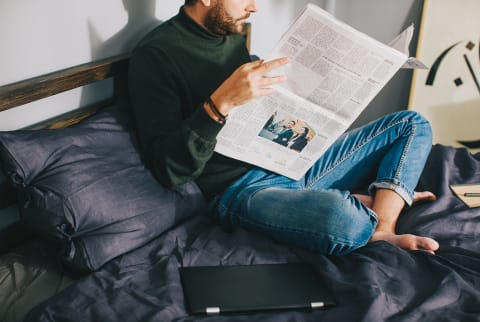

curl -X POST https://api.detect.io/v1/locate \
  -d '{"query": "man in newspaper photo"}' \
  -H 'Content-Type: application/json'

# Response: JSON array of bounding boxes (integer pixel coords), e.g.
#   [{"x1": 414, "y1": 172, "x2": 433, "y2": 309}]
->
[
  {"x1": 128, "y1": 0, "x2": 439, "y2": 256},
  {"x1": 272, "y1": 120, "x2": 296, "y2": 146}
]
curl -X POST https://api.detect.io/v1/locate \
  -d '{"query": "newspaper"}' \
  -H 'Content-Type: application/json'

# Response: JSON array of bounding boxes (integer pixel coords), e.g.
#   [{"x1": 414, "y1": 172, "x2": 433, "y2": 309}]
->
[{"x1": 214, "y1": 3, "x2": 425, "y2": 180}]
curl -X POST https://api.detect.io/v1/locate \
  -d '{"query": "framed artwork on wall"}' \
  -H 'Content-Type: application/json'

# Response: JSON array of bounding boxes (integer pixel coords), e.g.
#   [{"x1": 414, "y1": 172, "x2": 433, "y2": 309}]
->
[{"x1": 408, "y1": 0, "x2": 480, "y2": 151}]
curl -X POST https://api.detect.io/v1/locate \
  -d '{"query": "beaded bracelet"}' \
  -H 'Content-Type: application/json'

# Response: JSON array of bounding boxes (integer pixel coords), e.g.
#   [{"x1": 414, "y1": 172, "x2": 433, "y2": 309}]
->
[{"x1": 206, "y1": 97, "x2": 227, "y2": 124}]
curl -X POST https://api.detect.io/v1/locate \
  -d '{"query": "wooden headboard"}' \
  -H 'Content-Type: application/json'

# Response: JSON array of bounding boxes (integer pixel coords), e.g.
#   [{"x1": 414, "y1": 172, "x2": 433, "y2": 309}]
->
[
  {"x1": 0, "y1": 23, "x2": 252, "y2": 253},
  {"x1": 0, "y1": 54, "x2": 130, "y2": 129}
]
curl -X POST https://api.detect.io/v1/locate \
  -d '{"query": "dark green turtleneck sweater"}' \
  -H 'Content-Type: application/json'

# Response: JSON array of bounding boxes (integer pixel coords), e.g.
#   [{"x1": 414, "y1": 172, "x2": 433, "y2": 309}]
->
[{"x1": 128, "y1": 7, "x2": 254, "y2": 199}]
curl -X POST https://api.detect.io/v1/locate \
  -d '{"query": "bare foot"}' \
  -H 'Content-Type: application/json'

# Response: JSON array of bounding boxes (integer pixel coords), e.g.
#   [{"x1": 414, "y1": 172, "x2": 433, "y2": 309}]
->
[
  {"x1": 370, "y1": 231, "x2": 439, "y2": 254},
  {"x1": 412, "y1": 191, "x2": 436, "y2": 203},
  {"x1": 353, "y1": 190, "x2": 436, "y2": 209}
]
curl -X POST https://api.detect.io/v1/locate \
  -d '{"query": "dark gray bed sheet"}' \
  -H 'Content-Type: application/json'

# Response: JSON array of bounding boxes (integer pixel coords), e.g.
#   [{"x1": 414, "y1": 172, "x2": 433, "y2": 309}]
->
[
  {"x1": 17, "y1": 145, "x2": 480, "y2": 321},
  {"x1": 0, "y1": 240, "x2": 74, "y2": 322}
]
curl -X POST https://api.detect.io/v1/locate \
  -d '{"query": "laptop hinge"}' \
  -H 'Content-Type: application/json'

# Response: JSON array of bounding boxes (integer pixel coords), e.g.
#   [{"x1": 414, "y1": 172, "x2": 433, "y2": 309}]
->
[
  {"x1": 311, "y1": 302, "x2": 325, "y2": 309},
  {"x1": 206, "y1": 307, "x2": 220, "y2": 315}
]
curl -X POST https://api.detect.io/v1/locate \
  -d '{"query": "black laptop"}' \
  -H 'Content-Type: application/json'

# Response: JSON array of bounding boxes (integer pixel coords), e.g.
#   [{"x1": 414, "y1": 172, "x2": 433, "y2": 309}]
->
[{"x1": 179, "y1": 263, "x2": 336, "y2": 315}]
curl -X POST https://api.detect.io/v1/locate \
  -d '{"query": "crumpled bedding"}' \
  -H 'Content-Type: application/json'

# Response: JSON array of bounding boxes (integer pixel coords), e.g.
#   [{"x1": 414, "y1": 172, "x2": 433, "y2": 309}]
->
[
  {"x1": 0, "y1": 240, "x2": 74, "y2": 322},
  {"x1": 19, "y1": 145, "x2": 480, "y2": 321}
]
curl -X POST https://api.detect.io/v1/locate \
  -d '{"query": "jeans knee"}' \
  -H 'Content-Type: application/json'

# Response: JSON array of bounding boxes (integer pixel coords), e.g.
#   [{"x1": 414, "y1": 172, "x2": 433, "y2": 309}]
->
[
  {"x1": 325, "y1": 197, "x2": 377, "y2": 255},
  {"x1": 399, "y1": 110, "x2": 432, "y2": 140},
  {"x1": 296, "y1": 190, "x2": 377, "y2": 255}
]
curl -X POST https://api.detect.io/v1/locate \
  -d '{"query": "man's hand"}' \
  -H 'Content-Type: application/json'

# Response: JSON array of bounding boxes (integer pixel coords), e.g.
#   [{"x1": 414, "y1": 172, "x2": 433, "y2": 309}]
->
[{"x1": 210, "y1": 57, "x2": 289, "y2": 116}]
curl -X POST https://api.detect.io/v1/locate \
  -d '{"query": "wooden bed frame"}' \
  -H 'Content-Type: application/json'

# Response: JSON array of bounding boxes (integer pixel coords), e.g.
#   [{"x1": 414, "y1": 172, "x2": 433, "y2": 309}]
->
[{"x1": 0, "y1": 23, "x2": 251, "y2": 254}]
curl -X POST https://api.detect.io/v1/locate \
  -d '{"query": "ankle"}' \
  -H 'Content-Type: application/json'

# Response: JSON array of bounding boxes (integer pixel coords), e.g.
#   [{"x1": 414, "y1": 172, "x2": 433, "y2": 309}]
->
[{"x1": 374, "y1": 223, "x2": 396, "y2": 234}]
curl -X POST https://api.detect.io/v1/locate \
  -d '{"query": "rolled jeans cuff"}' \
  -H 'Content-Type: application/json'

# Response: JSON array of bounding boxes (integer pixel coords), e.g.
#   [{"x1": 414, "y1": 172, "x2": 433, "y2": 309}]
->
[{"x1": 368, "y1": 181, "x2": 413, "y2": 206}]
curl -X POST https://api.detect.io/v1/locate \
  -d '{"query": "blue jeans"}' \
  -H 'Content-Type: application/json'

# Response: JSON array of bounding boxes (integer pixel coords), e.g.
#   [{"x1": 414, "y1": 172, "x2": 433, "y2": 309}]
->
[{"x1": 213, "y1": 111, "x2": 433, "y2": 255}]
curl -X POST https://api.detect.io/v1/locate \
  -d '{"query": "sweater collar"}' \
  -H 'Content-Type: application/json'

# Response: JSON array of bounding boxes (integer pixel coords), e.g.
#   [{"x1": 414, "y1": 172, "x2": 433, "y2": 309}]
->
[{"x1": 177, "y1": 6, "x2": 224, "y2": 41}]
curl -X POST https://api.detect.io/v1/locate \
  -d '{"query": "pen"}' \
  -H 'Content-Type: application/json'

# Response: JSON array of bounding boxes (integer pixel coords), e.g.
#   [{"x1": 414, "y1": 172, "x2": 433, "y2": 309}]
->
[{"x1": 463, "y1": 193, "x2": 480, "y2": 197}]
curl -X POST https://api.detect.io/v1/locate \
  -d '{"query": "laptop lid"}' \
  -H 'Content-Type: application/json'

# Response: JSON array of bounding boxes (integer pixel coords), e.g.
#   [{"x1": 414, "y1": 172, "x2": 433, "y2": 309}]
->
[{"x1": 179, "y1": 263, "x2": 336, "y2": 315}]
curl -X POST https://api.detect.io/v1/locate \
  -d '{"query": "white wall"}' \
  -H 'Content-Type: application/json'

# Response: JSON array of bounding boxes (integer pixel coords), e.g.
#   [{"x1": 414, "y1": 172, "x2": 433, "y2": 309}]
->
[
  {"x1": 0, "y1": 0, "x2": 422, "y2": 130},
  {"x1": 0, "y1": 0, "x2": 161, "y2": 130}
]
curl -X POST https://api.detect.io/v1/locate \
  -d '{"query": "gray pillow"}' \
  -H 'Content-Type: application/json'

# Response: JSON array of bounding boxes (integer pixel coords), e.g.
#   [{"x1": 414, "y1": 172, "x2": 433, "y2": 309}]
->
[{"x1": 0, "y1": 106, "x2": 206, "y2": 273}]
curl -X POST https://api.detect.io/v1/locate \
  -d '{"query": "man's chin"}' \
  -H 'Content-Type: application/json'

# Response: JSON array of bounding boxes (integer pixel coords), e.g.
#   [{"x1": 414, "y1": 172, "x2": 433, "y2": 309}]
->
[
  {"x1": 223, "y1": 24, "x2": 245, "y2": 36},
  {"x1": 209, "y1": 21, "x2": 247, "y2": 36},
  {"x1": 234, "y1": 21, "x2": 248, "y2": 34}
]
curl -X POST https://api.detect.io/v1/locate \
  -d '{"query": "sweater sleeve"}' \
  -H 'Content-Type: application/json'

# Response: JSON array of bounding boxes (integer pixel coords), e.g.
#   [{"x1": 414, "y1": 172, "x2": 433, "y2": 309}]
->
[{"x1": 128, "y1": 45, "x2": 223, "y2": 188}]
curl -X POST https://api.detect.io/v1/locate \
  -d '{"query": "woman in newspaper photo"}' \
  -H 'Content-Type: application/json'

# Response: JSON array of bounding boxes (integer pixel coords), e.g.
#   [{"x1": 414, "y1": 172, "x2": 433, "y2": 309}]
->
[
  {"x1": 128, "y1": 0, "x2": 439, "y2": 256},
  {"x1": 288, "y1": 126, "x2": 310, "y2": 152}
]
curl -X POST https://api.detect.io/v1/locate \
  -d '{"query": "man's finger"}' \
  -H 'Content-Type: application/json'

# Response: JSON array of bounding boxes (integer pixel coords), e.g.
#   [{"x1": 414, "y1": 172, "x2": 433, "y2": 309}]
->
[
  {"x1": 258, "y1": 75, "x2": 287, "y2": 86},
  {"x1": 258, "y1": 57, "x2": 289, "y2": 72},
  {"x1": 245, "y1": 59, "x2": 265, "y2": 70}
]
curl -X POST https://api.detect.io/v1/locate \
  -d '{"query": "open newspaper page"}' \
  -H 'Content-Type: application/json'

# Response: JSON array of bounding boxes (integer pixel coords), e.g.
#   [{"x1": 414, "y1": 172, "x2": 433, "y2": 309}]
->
[{"x1": 214, "y1": 3, "x2": 408, "y2": 180}]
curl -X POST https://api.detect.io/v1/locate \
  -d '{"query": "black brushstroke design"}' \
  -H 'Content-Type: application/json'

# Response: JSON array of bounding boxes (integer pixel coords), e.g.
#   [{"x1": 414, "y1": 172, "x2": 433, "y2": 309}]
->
[
  {"x1": 424, "y1": 40, "x2": 480, "y2": 149},
  {"x1": 463, "y1": 54, "x2": 480, "y2": 94},
  {"x1": 458, "y1": 140, "x2": 480, "y2": 149},
  {"x1": 426, "y1": 42, "x2": 461, "y2": 86},
  {"x1": 456, "y1": 41, "x2": 480, "y2": 150}
]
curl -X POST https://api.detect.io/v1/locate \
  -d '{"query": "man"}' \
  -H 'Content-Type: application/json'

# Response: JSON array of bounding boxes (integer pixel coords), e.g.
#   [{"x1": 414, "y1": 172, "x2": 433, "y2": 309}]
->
[
  {"x1": 272, "y1": 120, "x2": 295, "y2": 146},
  {"x1": 128, "y1": 0, "x2": 439, "y2": 255}
]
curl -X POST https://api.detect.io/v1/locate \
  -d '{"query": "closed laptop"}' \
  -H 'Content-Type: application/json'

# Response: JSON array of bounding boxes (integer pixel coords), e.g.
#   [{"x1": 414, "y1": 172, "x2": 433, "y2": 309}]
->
[{"x1": 179, "y1": 262, "x2": 336, "y2": 315}]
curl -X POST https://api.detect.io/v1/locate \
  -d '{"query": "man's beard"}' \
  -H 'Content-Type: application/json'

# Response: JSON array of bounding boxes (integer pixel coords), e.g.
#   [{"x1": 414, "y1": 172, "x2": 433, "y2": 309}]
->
[{"x1": 204, "y1": 1, "x2": 250, "y2": 36}]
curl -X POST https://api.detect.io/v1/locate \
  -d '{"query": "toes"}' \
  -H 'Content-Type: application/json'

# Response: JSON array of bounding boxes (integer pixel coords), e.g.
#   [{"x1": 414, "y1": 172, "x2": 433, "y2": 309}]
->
[
  {"x1": 403, "y1": 234, "x2": 439, "y2": 253},
  {"x1": 416, "y1": 236, "x2": 439, "y2": 252},
  {"x1": 372, "y1": 232, "x2": 439, "y2": 253},
  {"x1": 413, "y1": 191, "x2": 437, "y2": 203}
]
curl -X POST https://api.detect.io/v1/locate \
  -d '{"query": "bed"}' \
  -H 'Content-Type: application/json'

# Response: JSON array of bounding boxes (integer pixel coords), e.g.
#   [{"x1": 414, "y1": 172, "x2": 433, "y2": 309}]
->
[{"x1": 0, "y1": 52, "x2": 479, "y2": 322}]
